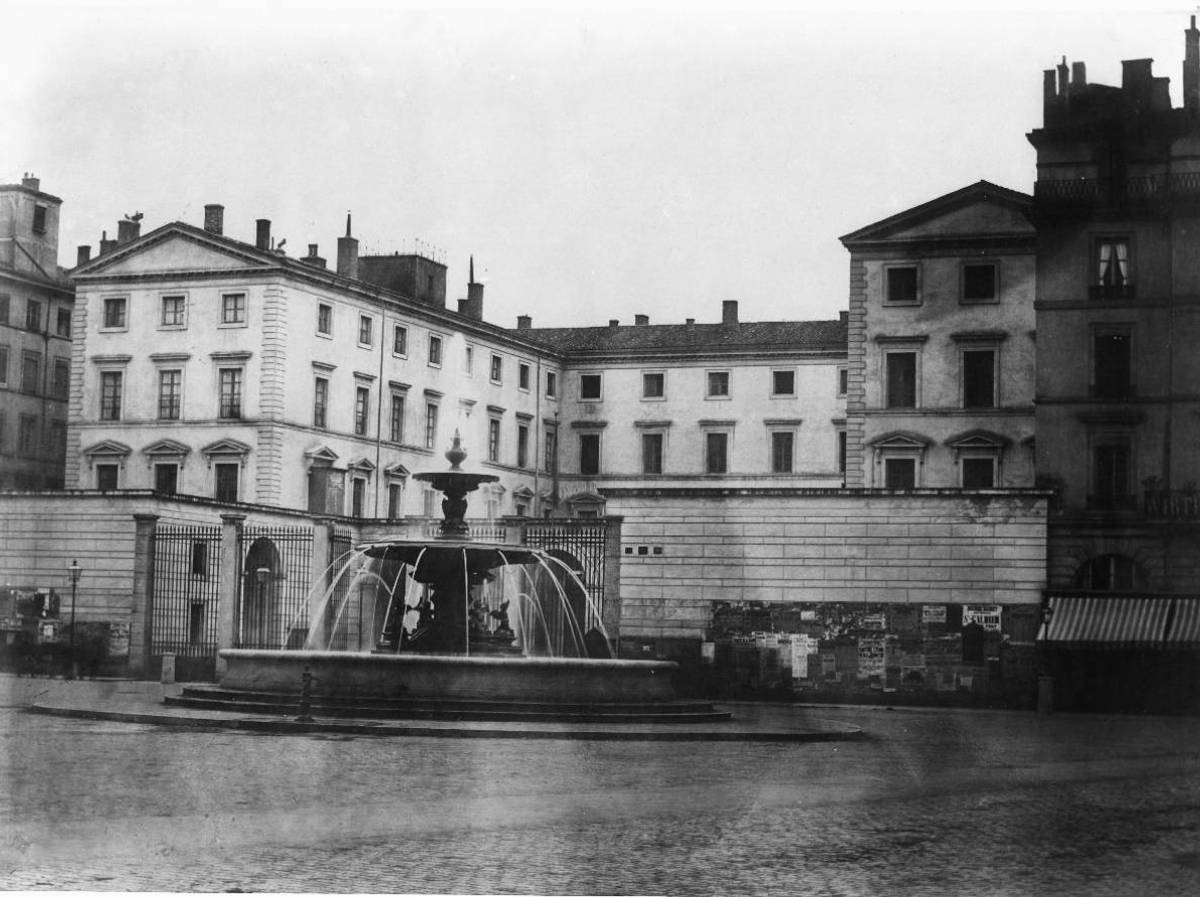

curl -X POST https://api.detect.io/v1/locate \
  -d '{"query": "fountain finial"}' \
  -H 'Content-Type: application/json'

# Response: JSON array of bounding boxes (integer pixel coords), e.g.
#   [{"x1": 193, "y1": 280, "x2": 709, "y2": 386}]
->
[{"x1": 445, "y1": 430, "x2": 467, "y2": 470}]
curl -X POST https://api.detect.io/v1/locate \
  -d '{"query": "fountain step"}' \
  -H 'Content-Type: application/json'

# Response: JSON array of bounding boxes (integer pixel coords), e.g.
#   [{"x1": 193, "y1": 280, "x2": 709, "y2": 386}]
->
[{"x1": 169, "y1": 686, "x2": 733, "y2": 724}]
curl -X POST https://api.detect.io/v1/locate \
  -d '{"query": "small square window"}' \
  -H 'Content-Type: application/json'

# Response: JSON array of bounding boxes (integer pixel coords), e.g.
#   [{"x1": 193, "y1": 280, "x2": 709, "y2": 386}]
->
[
  {"x1": 962, "y1": 457, "x2": 995, "y2": 488},
  {"x1": 518, "y1": 363, "x2": 531, "y2": 391},
  {"x1": 707, "y1": 371, "x2": 730, "y2": 398},
  {"x1": 102, "y1": 297, "x2": 127, "y2": 329},
  {"x1": 962, "y1": 263, "x2": 997, "y2": 302},
  {"x1": 393, "y1": 324, "x2": 408, "y2": 356},
  {"x1": 642, "y1": 372, "x2": 664, "y2": 399},
  {"x1": 221, "y1": 293, "x2": 246, "y2": 325},
  {"x1": 771, "y1": 370, "x2": 795, "y2": 396},
  {"x1": 580, "y1": 373, "x2": 602, "y2": 401},
  {"x1": 428, "y1": 335, "x2": 443, "y2": 367},
  {"x1": 886, "y1": 266, "x2": 919, "y2": 304},
  {"x1": 317, "y1": 303, "x2": 332, "y2": 336},
  {"x1": 885, "y1": 457, "x2": 916, "y2": 489}
]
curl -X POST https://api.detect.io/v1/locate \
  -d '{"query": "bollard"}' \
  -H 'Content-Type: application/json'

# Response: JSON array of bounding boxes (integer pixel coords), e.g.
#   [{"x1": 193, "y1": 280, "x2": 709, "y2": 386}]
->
[{"x1": 296, "y1": 666, "x2": 315, "y2": 722}]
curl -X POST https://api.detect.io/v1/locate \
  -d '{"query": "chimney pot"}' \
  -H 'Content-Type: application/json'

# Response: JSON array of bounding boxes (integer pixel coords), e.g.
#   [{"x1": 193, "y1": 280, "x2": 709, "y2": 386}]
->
[
  {"x1": 117, "y1": 218, "x2": 140, "y2": 245},
  {"x1": 722, "y1": 300, "x2": 739, "y2": 325},
  {"x1": 685, "y1": 318, "x2": 695, "y2": 326},
  {"x1": 308, "y1": 243, "x2": 318, "y2": 257},
  {"x1": 634, "y1": 314, "x2": 649, "y2": 326},
  {"x1": 203, "y1": 204, "x2": 224, "y2": 235},
  {"x1": 256, "y1": 219, "x2": 271, "y2": 251},
  {"x1": 337, "y1": 214, "x2": 359, "y2": 279},
  {"x1": 99, "y1": 230, "x2": 117, "y2": 256},
  {"x1": 76, "y1": 245, "x2": 91, "y2": 266},
  {"x1": 517, "y1": 314, "x2": 532, "y2": 330},
  {"x1": 21, "y1": 174, "x2": 39, "y2": 191},
  {"x1": 608, "y1": 319, "x2": 619, "y2": 328}
]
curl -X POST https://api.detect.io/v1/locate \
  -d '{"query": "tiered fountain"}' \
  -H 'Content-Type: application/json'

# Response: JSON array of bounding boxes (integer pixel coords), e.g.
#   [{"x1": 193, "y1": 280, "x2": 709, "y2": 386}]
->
[{"x1": 171, "y1": 436, "x2": 729, "y2": 723}]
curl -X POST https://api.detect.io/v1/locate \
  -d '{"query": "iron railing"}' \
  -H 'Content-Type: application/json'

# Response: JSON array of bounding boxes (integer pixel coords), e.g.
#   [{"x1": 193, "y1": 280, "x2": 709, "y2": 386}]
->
[
  {"x1": 1037, "y1": 173, "x2": 1200, "y2": 207},
  {"x1": 151, "y1": 525, "x2": 222, "y2": 657},
  {"x1": 523, "y1": 519, "x2": 609, "y2": 633},
  {"x1": 236, "y1": 526, "x2": 314, "y2": 649},
  {"x1": 1143, "y1": 490, "x2": 1200, "y2": 520}
]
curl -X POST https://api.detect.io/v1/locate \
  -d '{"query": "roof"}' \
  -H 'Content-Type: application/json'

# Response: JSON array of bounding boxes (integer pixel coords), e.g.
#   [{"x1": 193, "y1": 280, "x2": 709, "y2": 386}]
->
[
  {"x1": 839, "y1": 180, "x2": 1033, "y2": 246},
  {"x1": 523, "y1": 319, "x2": 847, "y2": 357}
]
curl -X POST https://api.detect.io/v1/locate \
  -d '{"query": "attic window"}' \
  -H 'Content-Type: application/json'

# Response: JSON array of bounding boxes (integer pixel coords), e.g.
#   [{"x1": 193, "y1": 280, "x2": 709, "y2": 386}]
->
[
  {"x1": 885, "y1": 265, "x2": 920, "y2": 305},
  {"x1": 32, "y1": 205, "x2": 47, "y2": 235},
  {"x1": 962, "y1": 263, "x2": 998, "y2": 302}
]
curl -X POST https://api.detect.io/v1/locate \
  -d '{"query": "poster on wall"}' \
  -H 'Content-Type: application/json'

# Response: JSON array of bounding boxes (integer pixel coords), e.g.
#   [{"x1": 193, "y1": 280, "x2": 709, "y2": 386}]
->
[{"x1": 962, "y1": 604, "x2": 1002, "y2": 632}]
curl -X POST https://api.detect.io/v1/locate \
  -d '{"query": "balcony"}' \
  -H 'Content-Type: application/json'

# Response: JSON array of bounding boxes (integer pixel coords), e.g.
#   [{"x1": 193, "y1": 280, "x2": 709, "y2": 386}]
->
[
  {"x1": 1036, "y1": 173, "x2": 1200, "y2": 209},
  {"x1": 1143, "y1": 489, "x2": 1200, "y2": 520}
]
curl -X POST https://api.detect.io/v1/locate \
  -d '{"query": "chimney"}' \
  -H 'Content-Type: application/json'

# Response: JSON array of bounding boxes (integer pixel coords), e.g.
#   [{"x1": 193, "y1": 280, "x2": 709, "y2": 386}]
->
[
  {"x1": 99, "y1": 230, "x2": 117, "y2": 256},
  {"x1": 117, "y1": 217, "x2": 140, "y2": 244},
  {"x1": 21, "y1": 174, "x2": 39, "y2": 192},
  {"x1": 1186, "y1": 16, "x2": 1200, "y2": 112},
  {"x1": 336, "y1": 212, "x2": 359, "y2": 279},
  {"x1": 204, "y1": 204, "x2": 224, "y2": 235},
  {"x1": 461, "y1": 255, "x2": 484, "y2": 320},
  {"x1": 722, "y1": 300, "x2": 739, "y2": 325},
  {"x1": 76, "y1": 245, "x2": 91, "y2": 266},
  {"x1": 255, "y1": 219, "x2": 271, "y2": 251},
  {"x1": 685, "y1": 317, "x2": 695, "y2": 326},
  {"x1": 1057, "y1": 56, "x2": 1069, "y2": 96},
  {"x1": 634, "y1": 314, "x2": 649, "y2": 326},
  {"x1": 300, "y1": 243, "x2": 326, "y2": 269},
  {"x1": 608, "y1": 319, "x2": 619, "y2": 329},
  {"x1": 1071, "y1": 61, "x2": 1086, "y2": 88},
  {"x1": 1043, "y1": 69, "x2": 1058, "y2": 107},
  {"x1": 517, "y1": 314, "x2": 532, "y2": 330}
]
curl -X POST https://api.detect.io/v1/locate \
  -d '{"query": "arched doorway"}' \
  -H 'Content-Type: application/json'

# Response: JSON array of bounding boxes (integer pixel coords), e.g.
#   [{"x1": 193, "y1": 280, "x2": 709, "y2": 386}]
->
[{"x1": 240, "y1": 537, "x2": 282, "y2": 648}]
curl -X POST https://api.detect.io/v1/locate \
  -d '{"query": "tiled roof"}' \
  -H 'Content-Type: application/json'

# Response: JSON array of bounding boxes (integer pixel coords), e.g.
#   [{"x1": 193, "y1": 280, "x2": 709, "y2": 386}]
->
[{"x1": 523, "y1": 318, "x2": 847, "y2": 355}]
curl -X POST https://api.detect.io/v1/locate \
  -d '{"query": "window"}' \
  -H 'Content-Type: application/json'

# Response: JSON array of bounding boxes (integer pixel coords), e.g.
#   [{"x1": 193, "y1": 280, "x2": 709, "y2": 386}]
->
[
  {"x1": 772, "y1": 370, "x2": 795, "y2": 396},
  {"x1": 423, "y1": 488, "x2": 436, "y2": 517},
  {"x1": 96, "y1": 463, "x2": 119, "y2": 490},
  {"x1": 0, "y1": 345, "x2": 7, "y2": 387},
  {"x1": 463, "y1": 345, "x2": 474, "y2": 374},
  {"x1": 962, "y1": 350, "x2": 996, "y2": 409},
  {"x1": 100, "y1": 371, "x2": 122, "y2": 420},
  {"x1": 518, "y1": 363, "x2": 531, "y2": 391},
  {"x1": 317, "y1": 303, "x2": 332, "y2": 336},
  {"x1": 220, "y1": 293, "x2": 246, "y2": 325},
  {"x1": 579, "y1": 432, "x2": 601, "y2": 475},
  {"x1": 1093, "y1": 238, "x2": 1133, "y2": 300},
  {"x1": 885, "y1": 352, "x2": 917, "y2": 408},
  {"x1": 214, "y1": 463, "x2": 239, "y2": 502},
  {"x1": 707, "y1": 371, "x2": 730, "y2": 398},
  {"x1": 56, "y1": 308, "x2": 71, "y2": 337},
  {"x1": 18, "y1": 415, "x2": 37, "y2": 456},
  {"x1": 0, "y1": 294, "x2": 8, "y2": 324},
  {"x1": 884, "y1": 457, "x2": 916, "y2": 489},
  {"x1": 642, "y1": 433, "x2": 664, "y2": 474},
  {"x1": 546, "y1": 371, "x2": 557, "y2": 399},
  {"x1": 158, "y1": 370, "x2": 182, "y2": 419},
  {"x1": 425, "y1": 403, "x2": 439, "y2": 449},
  {"x1": 837, "y1": 430, "x2": 847, "y2": 475},
  {"x1": 218, "y1": 369, "x2": 243, "y2": 419},
  {"x1": 1094, "y1": 331, "x2": 1132, "y2": 399},
  {"x1": 32, "y1": 204, "x2": 47, "y2": 234},
  {"x1": 488, "y1": 418, "x2": 501, "y2": 462},
  {"x1": 313, "y1": 377, "x2": 329, "y2": 429},
  {"x1": 160, "y1": 295, "x2": 186, "y2": 327},
  {"x1": 354, "y1": 386, "x2": 370, "y2": 436},
  {"x1": 771, "y1": 431, "x2": 794, "y2": 474},
  {"x1": 705, "y1": 432, "x2": 729, "y2": 474},
  {"x1": 490, "y1": 354, "x2": 503, "y2": 384},
  {"x1": 393, "y1": 324, "x2": 408, "y2": 356},
  {"x1": 351, "y1": 478, "x2": 366, "y2": 517},
  {"x1": 102, "y1": 297, "x2": 127, "y2": 329},
  {"x1": 356, "y1": 315, "x2": 372, "y2": 346},
  {"x1": 154, "y1": 463, "x2": 178, "y2": 494},
  {"x1": 544, "y1": 429, "x2": 557, "y2": 474},
  {"x1": 387, "y1": 482, "x2": 403, "y2": 518},
  {"x1": 837, "y1": 367, "x2": 849, "y2": 397},
  {"x1": 25, "y1": 299, "x2": 41, "y2": 331},
  {"x1": 517, "y1": 424, "x2": 529, "y2": 468},
  {"x1": 190, "y1": 542, "x2": 209, "y2": 577},
  {"x1": 21, "y1": 350, "x2": 40, "y2": 395},
  {"x1": 390, "y1": 392, "x2": 405, "y2": 442},
  {"x1": 52, "y1": 359, "x2": 69, "y2": 399},
  {"x1": 885, "y1": 265, "x2": 919, "y2": 304},
  {"x1": 428, "y1": 335, "x2": 442, "y2": 366},
  {"x1": 642, "y1": 372, "x2": 665, "y2": 399},
  {"x1": 962, "y1": 263, "x2": 997, "y2": 302},
  {"x1": 1092, "y1": 442, "x2": 1132, "y2": 510},
  {"x1": 961, "y1": 457, "x2": 995, "y2": 488},
  {"x1": 1075, "y1": 554, "x2": 1142, "y2": 591},
  {"x1": 580, "y1": 373, "x2": 602, "y2": 401}
]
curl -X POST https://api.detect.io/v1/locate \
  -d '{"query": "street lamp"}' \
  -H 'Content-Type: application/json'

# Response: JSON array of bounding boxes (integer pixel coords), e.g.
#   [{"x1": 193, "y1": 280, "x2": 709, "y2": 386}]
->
[{"x1": 67, "y1": 560, "x2": 82, "y2": 679}]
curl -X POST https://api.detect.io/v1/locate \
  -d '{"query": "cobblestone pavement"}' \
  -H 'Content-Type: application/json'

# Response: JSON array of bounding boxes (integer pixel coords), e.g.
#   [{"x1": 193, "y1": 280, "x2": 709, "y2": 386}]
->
[{"x1": 1, "y1": 678, "x2": 1199, "y2": 894}]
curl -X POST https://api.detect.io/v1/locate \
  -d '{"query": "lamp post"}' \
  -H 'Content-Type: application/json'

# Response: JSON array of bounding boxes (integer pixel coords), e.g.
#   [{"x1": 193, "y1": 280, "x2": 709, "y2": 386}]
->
[{"x1": 67, "y1": 559, "x2": 82, "y2": 679}]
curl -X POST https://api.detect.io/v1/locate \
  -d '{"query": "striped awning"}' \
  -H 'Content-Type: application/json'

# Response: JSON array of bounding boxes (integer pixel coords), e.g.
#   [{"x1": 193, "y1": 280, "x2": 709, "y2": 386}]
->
[
  {"x1": 1038, "y1": 596, "x2": 1172, "y2": 649},
  {"x1": 1165, "y1": 600, "x2": 1200, "y2": 648}
]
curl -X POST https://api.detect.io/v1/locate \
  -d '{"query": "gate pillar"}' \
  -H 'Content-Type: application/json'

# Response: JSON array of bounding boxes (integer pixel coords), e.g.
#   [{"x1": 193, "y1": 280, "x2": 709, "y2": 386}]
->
[
  {"x1": 215, "y1": 513, "x2": 246, "y2": 677},
  {"x1": 131, "y1": 513, "x2": 159, "y2": 678}
]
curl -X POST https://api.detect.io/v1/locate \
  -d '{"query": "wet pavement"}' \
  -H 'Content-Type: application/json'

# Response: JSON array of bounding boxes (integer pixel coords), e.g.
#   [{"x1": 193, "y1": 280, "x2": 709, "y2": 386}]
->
[{"x1": 2, "y1": 674, "x2": 1199, "y2": 894}]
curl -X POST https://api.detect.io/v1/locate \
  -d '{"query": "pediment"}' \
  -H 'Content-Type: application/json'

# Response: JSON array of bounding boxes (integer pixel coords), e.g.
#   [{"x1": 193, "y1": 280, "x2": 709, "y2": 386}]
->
[
  {"x1": 304, "y1": 445, "x2": 340, "y2": 465},
  {"x1": 348, "y1": 457, "x2": 376, "y2": 472},
  {"x1": 383, "y1": 463, "x2": 411, "y2": 478},
  {"x1": 840, "y1": 181, "x2": 1033, "y2": 246},
  {"x1": 512, "y1": 486, "x2": 535, "y2": 500},
  {"x1": 945, "y1": 429, "x2": 1012, "y2": 449},
  {"x1": 564, "y1": 489, "x2": 606, "y2": 505},
  {"x1": 867, "y1": 431, "x2": 932, "y2": 450},
  {"x1": 74, "y1": 225, "x2": 273, "y2": 277},
  {"x1": 82, "y1": 439, "x2": 132, "y2": 458},
  {"x1": 200, "y1": 438, "x2": 252, "y2": 457},
  {"x1": 142, "y1": 438, "x2": 191, "y2": 457}
]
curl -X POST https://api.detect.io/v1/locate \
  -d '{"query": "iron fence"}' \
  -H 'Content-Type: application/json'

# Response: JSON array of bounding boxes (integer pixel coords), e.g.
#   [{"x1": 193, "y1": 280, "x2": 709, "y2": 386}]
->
[
  {"x1": 324, "y1": 527, "x2": 357, "y2": 650},
  {"x1": 236, "y1": 526, "x2": 314, "y2": 649},
  {"x1": 523, "y1": 519, "x2": 609, "y2": 632},
  {"x1": 151, "y1": 525, "x2": 222, "y2": 657}
]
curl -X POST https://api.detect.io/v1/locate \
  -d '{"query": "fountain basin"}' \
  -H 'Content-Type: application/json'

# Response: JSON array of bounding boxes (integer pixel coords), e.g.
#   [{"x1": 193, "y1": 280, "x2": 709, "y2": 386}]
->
[{"x1": 219, "y1": 648, "x2": 679, "y2": 704}]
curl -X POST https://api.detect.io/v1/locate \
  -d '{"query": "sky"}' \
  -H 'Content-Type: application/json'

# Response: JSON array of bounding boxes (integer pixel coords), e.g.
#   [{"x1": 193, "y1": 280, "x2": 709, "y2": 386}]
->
[{"x1": 3, "y1": 1, "x2": 1195, "y2": 328}]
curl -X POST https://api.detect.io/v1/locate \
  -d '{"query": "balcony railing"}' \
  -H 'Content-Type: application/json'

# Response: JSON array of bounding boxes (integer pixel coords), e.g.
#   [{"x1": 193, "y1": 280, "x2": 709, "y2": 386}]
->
[
  {"x1": 1036, "y1": 173, "x2": 1200, "y2": 207},
  {"x1": 1143, "y1": 490, "x2": 1200, "y2": 520}
]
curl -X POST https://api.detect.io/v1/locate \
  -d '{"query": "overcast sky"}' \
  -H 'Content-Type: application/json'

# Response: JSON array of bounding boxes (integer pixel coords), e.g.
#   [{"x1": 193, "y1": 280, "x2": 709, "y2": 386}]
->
[{"x1": 4, "y1": 2, "x2": 1193, "y2": 327}]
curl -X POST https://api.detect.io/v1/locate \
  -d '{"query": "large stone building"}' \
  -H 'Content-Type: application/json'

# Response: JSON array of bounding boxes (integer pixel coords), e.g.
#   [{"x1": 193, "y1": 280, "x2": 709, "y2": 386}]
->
[
  {"x1": 1029, "y1": 24, "x2": 1200, "y2": 710},
  {"x1": 839, "y1": 181, "x2": 1037, "y2": 489},
  {"x1": 0, "y1": 175, "x2": 73, "y2": 489}
]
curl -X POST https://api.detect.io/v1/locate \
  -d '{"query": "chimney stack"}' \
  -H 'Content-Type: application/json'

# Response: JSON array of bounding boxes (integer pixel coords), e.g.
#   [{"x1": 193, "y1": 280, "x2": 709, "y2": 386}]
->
[
  {"x1": 839, "y1": 310, "x2": 849, "y2": 325},
  {"x1": 608, "y1": 319, "x2": 619, "y2": 329},
  {"x1": 1071, "y1": 61, "x2": 1087, "y2": 87},
  {"x1": 117, "y1": 217, "x2": 140, "y2": 244},
  {"x1": 99, "y1": 230, "x2": 117, "y2": 256},
  {"x1": 1057, "y1": 56, "x2": 1070, "y2": 96},
  {"x1": 256, "y1": 219, "x2": 271, "y2": 251},
  {"x1": 300, "y1": 243, "x2": 326, "y2": 269},
  {"x1": 336, "y1": 212, "x2": 359, "y2": 279},
  {"x1": 76, "y1": 245, "x2": 91, "y2": 266},
  {"x1": 204, "y1": 204, "x2": 224, "y2": 235},
  {"x1": 517, "y1": 314, "x2": 532, "y2": 330},
  {"x1": 21, "y1": 174, "x2": 39, "y2": 192},
  {"x1": 722, "y1": 300, "x2": 739, "y2": 325},
  {"x1": 634, "y1": 314, "x2": 649, "y2": 326},
  {"x1": 461, "y1": 255, "x2": 484, "y2": 320},
  {"x1": 1186, "y1": 15, "x2": 1200, "y2": 112}
]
